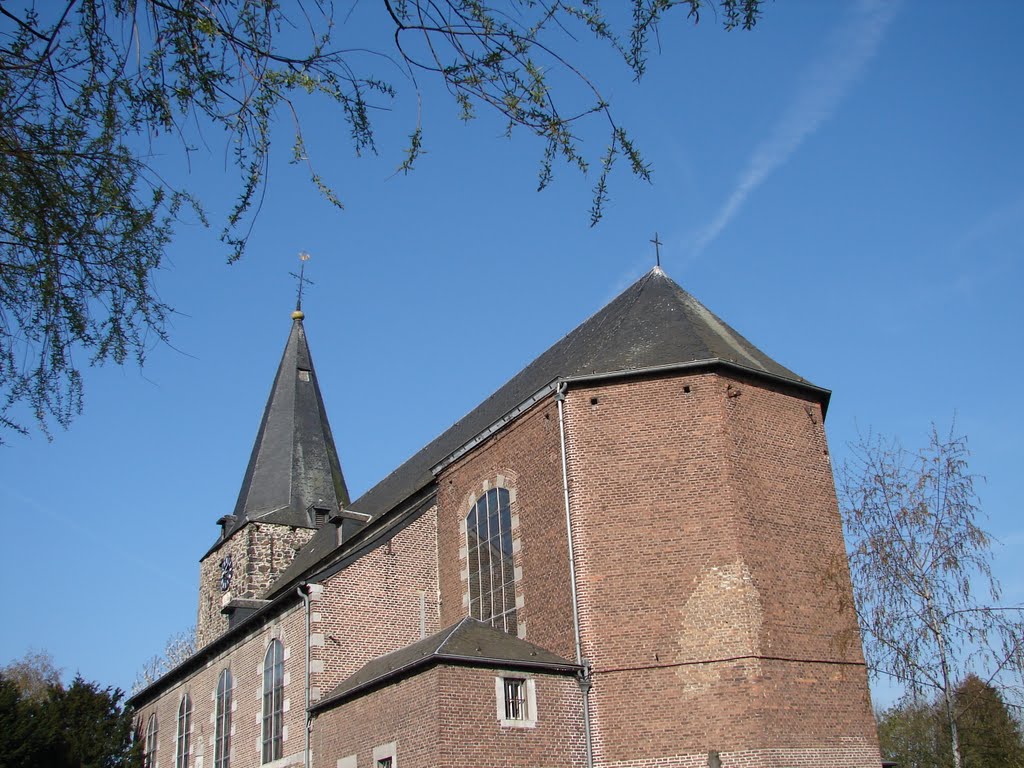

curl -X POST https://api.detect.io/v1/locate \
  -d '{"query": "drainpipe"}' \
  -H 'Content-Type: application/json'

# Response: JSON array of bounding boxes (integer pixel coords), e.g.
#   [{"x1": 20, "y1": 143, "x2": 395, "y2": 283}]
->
[
  {"x1": 556, "y1": 382, "x2": 594, "y2": 768},
  {"x1": 296, "y1": 584, "x2": 312, "y2": 768}
]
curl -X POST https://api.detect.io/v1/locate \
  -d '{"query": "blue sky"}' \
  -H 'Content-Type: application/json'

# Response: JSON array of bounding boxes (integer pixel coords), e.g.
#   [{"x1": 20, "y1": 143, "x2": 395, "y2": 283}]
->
[{"x1": 1, "y1": 1, "x2": 1021, "y2": 709}]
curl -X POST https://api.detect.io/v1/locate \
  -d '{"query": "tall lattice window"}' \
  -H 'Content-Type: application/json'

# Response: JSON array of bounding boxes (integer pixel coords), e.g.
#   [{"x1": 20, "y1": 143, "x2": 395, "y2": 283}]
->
[
  {"x1": 262, "y1": 640, "x2": 284, "y2": 764},
  {"x1": 144, "y1": 714, "x2": 158, "y2": 768},
  {"x1": 176, "y1": 694, "x2": 191, "y2": 768},
  {"x1": 215, "y1": 668, "x2": 232, "y2": 768},
  {"x1": 466, "y1": 487, "x2": 517, "y2": 632}
]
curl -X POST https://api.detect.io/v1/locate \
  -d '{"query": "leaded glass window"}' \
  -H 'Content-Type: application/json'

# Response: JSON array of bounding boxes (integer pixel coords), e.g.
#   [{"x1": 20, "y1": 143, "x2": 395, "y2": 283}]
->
[
  {"x1": 261, "y1": 640, "x2": 284, "y2": 764},
  {"x1": 144, "y1": 714, "x2": 158, "y2": 768},
  {"x1": 176, "y1": 694, "x2": 191, "y2": 768},
  {"x1": 215, "y1": 668, "x2": 232, "y2": 768},
  {"x1": 466, "y1": 487, "x2": 517, "y2": 632}
]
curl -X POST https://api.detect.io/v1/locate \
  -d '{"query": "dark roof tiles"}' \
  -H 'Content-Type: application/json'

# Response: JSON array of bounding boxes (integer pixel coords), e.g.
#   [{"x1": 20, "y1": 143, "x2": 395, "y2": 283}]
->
[
  {"x1": 266, "y1": 269, "x2": 823, "y2": 596},
  {"x1": 225, "y1": 317, "x2": 350, "y2": 540},
  {"x1": 345, "y1": 268, "x2": 813, "y2": 523},
  {"x1": 314, "y1": 618, "x2": 578, "y2": 710}
]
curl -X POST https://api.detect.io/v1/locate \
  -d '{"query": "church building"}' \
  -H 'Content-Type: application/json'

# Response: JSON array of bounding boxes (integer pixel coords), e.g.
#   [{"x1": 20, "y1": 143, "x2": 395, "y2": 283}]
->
[{"x1": 129, "y1": 267, "x2": 882, "y2": 768}]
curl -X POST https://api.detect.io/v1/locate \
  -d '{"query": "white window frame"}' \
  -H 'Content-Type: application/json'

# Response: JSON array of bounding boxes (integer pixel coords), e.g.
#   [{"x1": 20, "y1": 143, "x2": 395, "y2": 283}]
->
[
  {"x1": 495, "y1": 675, "x2": 537, "y2": 728},
  {"x1": 372, "y1": 741, "x2": 397, "y2": 768},
  {"x1": 262, "y1": 639, "x2": 285, "y2": 764},
  {"x1": 214, "y1": 668, "x2": 232, "y2": 768},
  {"x1": 176, "y1": 693, "x2": 192, "y2": 768},
  {"x1": 144, "y1": 713, "x2": 159, "y2": 768}
]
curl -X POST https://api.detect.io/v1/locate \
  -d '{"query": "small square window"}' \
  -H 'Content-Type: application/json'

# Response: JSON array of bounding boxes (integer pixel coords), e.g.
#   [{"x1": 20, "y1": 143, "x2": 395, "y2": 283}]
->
[
  {"x1": 376, "y1": 759, "x2": 392, "y2": 768},
  {"x1": 504, "y1": 678, "x2": 527, "y2": 720},
  {"x1": 495, "y1": 676, "x2": 536, "y2": 728}
]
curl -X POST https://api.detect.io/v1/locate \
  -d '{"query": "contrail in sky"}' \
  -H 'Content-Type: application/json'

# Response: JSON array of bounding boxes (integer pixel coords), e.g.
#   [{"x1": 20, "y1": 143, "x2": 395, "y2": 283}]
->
[{"x1": 690, "y1": 0, "x2": 899, "y2": 257}]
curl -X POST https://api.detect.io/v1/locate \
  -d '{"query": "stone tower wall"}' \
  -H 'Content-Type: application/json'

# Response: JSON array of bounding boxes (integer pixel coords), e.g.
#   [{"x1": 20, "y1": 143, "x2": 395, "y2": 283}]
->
[{"x1": 197, "y1": 522, "x2": 315, "y2": 647}]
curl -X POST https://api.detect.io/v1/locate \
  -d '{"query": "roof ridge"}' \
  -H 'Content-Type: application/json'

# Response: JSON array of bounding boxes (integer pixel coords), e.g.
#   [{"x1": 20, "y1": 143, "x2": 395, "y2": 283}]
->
[{"x1": 433, "y1": 616, "x2": 474, "y2": 655}]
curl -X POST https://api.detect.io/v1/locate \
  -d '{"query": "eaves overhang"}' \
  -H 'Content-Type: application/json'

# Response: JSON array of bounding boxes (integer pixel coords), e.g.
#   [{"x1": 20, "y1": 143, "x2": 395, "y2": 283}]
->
[
  {"x1": 264, "y1": 487, "x2": 437, "y2": 601},
  {"x1": 430, "y1": 357, "x2": 831, "y2": 478},
  {"x1": 127, "y1": 586, "x2": 299, "y2": 708},
  {"x1": 132, "y1": 490, "x2": 436, "y2": 709}
]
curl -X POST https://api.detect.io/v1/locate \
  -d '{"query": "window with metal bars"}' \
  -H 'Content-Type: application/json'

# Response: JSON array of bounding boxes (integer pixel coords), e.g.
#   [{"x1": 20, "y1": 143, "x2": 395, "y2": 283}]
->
[
  {"x1": 466, "y1": 487, "x2": 517, "y2": 632},
  {"x1": 176, "y1": 694, "x2": 191, "y2": 768},
  {"x1": 503, "y1": 678, "x2": 527, "y2": 720},
  {"x1": 261, "y1": 640, "x2": 284, "y2": 763},
  {"x1": 215, "y1": 668, "x2": 232, "y2": 768}
]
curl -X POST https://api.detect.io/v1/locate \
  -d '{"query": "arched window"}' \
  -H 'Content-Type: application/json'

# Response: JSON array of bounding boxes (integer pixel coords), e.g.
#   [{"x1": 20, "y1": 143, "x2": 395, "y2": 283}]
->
[
  {"x1": 144, "y1": 714, "x2": 158, "y2": 768},
  {"x1": 466, "y1": 487, "x2": 517, "y2": 632},
  {"x1": 215, "y1": 668, "x2": 232, "y2": 768},
  {"x1": 262, "y1": 639, "x2": 284, "y2": 764},
  {"x1": 176, "y1": 693, "x2": 192, "y2": 768}
]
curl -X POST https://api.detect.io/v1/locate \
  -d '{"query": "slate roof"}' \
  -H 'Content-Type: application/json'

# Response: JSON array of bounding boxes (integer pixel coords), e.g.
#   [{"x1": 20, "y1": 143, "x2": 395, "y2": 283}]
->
[
  {"x1": 220, "y1": 315, "x2": 350, "y2": 544},
  {"x1": 265, "y1": 268, "x2": 826, "y2": 597},
  {"x1": 313, "y1": 617, "x2": 579, "y2": 711},
  {"x1": 136, "y1": 268, "x2": 826, "y2": 704},
  {"x1": 349, "y1": 268, "x2": 818, "y2": 519}
]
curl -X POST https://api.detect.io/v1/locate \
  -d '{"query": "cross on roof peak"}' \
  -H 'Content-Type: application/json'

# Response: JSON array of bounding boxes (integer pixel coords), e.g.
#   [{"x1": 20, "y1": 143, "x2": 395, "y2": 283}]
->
[
  {"x1": 290, "y1": 251, "x2": 313, "y2": 317},
  {"x1": 650, "y1": 233, "x2": 662, "y2": 268}
]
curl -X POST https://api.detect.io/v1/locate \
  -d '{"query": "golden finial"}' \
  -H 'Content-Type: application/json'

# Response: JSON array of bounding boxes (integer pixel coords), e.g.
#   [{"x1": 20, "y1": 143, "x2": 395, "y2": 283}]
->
[{"x1": 290, "y1": 251, "x2": 313, "y2": 319}]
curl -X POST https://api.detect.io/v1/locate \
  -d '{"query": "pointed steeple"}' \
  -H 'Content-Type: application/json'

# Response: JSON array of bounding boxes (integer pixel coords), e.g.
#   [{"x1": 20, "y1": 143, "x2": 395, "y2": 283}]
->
[{"x1": 226, "y1": 312, "x2": 349, "y2": 534}]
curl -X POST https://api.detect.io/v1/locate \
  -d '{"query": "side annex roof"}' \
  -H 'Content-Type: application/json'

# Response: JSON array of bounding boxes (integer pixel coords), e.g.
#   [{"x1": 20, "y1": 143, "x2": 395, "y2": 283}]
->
[{"x1": 312, "y1": 617, "x2": 580, "y2": 713}]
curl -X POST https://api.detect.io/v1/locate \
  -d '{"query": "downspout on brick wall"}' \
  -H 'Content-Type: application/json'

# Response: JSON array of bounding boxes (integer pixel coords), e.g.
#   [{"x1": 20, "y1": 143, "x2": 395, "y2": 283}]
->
[
  {"x1": 297, "y1": 583, "x2": 312, "y2": 768},
  {"x1": 557, "y1": 382, "x2": 594, "y2": 768}
]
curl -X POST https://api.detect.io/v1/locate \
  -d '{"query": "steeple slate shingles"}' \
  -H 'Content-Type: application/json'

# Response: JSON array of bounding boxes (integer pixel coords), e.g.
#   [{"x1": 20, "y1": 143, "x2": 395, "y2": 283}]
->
[{"x1": 229, "y1": 317, "x2": 349, "y2": 535}]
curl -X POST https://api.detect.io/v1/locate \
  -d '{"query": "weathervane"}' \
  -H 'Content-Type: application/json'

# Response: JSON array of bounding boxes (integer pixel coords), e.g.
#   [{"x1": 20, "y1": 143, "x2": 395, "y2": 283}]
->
[
  {"x1": 290, "y1": 251, "x2": 313, "y2": 315},
  {"x1": 650, "y1": 232, "x2": 662, "y2": 268}
]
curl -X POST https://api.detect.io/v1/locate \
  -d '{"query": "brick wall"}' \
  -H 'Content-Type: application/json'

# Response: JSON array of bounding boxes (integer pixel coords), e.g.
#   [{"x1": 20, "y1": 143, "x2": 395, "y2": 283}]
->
[
  {"x1": 310, "y1": 506, "x2": 440, "y2": 701},
  {"x1": 312, "y1": 665, "x2": 584, "y2": 768},
  {"x1": 136, "y1": 601, "x2": 308, "y2": 768},
  {"x1": 721, "y1": 373, "x2": 865, "y2": 662},
  {"x1": 198, "y1": 523, "x2": 315, "y2": 647},
  {"x1": 312, "y1": 667, "x2": 440, "y2": 768},
  {"x1": 165, "y1": 364, "x2": 879, "y2": 768},
  {"x1": 437, "y1": 398, "x2": 577, "y2": 662},
  {"x1": 146, "y1": 506, "x2": 439, "y2": 768},
  {"x1": 560, "y1": 371, "x2": 880, "y2": 766}
]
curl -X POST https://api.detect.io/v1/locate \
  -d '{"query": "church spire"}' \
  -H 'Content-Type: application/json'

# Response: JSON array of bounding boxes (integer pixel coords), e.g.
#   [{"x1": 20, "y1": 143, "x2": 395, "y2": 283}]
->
[{"x1": 227, "y1": 308, "x2": 350, "y2": 534}]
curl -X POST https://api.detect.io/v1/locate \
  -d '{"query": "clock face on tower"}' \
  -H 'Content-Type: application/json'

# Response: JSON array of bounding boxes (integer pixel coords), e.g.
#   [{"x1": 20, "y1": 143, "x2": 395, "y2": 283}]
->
[{"x1": 219, "y1": 555, "x2": 233, "y2": 592}]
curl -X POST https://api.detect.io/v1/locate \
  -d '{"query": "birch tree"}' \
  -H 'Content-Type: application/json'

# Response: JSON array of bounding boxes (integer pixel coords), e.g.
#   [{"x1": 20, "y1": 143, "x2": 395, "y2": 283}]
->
[
  {"x1": 130, "y1": 625, "x2": 195, "y2": 694},
  {"x1": 838, "y1": 424, "x2": 1024, "y2": 768}
]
